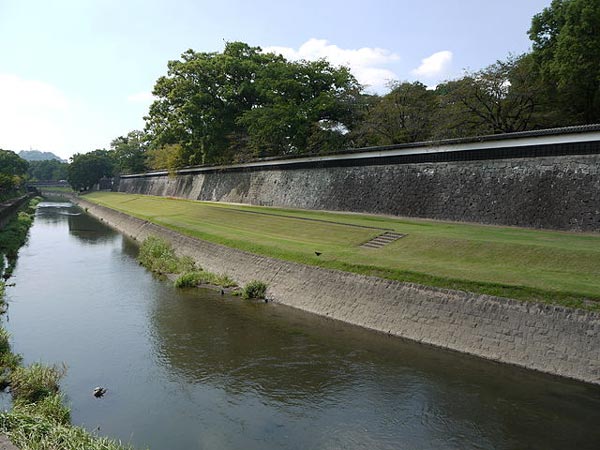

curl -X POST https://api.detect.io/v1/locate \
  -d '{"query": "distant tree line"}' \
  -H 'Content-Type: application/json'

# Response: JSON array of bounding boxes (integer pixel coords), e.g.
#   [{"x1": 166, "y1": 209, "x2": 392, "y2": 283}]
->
[{"x1": 56, "y1": 0, "x2": 600, "y2": 189}]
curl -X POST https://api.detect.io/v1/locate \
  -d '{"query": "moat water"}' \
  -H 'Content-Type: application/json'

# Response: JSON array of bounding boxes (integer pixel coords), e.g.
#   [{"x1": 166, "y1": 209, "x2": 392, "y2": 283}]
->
[{"x1": 3, "y1": 200, "x2": 600, "y2": 450}]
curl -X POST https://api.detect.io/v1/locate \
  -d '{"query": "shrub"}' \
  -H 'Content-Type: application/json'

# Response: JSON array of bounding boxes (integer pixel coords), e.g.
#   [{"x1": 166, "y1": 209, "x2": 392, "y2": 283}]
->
[
  {"x1": 174, "y1": 271, "x2": 203, "y2": 288},
  {"x1": 10, "y1": 363, "x2": 65, "y2": 404},
  {"x1": 242, "y1": 280, "x2": 268, "y2": 299},
  {"x1": 175, "y1": 271, "x2": 238, "y2": 289},
  {"x1": 138, "y1": 236, "x2": 195, "y2": 274}
]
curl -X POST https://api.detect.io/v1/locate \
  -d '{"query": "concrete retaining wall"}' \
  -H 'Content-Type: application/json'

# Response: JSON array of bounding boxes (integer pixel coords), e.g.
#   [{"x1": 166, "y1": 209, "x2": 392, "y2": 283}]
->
[
  {"x1": 0, "y1": 195, "x2": 31, "y2": 229},
  {"x1": 74, "y1": 196, "x2": 600, "y2": 385}
]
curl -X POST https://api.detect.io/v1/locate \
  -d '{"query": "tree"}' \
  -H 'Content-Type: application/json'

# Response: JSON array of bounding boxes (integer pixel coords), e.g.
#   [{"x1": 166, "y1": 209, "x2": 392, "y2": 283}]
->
[
  {"x1": 0, "y1": 149, "x2": 29, "y2": 177},
  {"x1": 67, "y1": 150, "x2": 115, "y2": 191},
  {"x1": 434, "y1": 55, "x2": 538, "y2": 138},
  {"x1": 111, "y1": 130, "x2": 149, "y2": 174},
  {"x1": 529, "y1": 0, "x2": 600, "y2": 123},
  {"x1": 27, "y1": 159, "x2": 68, "y2": 181},
  {"x1": 238, "y1": 58, "x2": 361, "y2": 156},
  {"x1": 146, "y1": 144, "x2": 186, "y2": 172},
  {"x1": 356, "y1": 81, "x2": 437, "y2": 145},
  {"x1": 0, "y1": 149, "x2": 28, "y2": 196},
  {"x1": 144, "y1": 42, "x2": 362, "y2": 165}
]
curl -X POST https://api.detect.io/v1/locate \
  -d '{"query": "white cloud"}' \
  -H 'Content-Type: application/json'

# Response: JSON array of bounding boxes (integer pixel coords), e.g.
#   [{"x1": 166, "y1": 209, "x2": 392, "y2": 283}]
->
[
  {"x1": 0, "y1": 73, "x2": 71, "y2": 153},
  {"x1": 127, "y1": 91, "x2": 155, "y2": 103},
  {"x1": 411, "y1": 50, "x2": 453, "y2": 78},
  {"x1": 264, "y1": 38, "x2": 399, "y2": 92}
]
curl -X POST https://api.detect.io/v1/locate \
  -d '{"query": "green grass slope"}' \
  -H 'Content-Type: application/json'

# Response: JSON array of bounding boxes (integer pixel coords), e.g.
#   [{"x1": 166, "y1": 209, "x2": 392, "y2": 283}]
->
[{"x1": 84, "y1": 192, "x2": 600, "y2": 310}]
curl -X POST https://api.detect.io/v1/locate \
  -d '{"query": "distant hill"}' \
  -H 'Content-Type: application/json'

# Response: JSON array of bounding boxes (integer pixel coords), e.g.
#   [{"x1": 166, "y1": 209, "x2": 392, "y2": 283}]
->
[{"x1": 18, "y1": 150, "x2": 66, "y2": 162}]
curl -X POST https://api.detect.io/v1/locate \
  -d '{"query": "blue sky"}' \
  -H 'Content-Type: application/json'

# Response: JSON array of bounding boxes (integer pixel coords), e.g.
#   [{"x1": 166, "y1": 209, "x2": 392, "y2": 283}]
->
[{"x1": 0, "y1": 0, "x2": 551, "y2": 159}]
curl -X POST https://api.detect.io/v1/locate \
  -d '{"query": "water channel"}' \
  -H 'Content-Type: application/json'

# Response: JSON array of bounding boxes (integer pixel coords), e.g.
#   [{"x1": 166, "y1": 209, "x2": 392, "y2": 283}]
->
[{"x1": 2, "y1": 200, "x2": 600, "y2": 449}]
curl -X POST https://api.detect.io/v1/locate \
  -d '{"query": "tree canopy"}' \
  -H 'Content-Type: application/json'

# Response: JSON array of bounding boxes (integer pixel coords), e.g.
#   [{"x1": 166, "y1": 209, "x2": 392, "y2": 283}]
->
[
  {"x1": 0, "y1": 150, "x2": 29, "y2": 196},
  {"x1": 145, "y1": 42, "x2": 361, "y2": 167},
  {"x1": 529, "y1": 0, "x2": 600, "y2": 124},
  {"x1": 110, "y1": 130, "x2": 149, "y2": 175},
  {"x1": 27, "y1": 159, "x2": 68, "y2": 181},
  {"x1": 67, "y1": 150, "x2": 115, "y2": 191}
]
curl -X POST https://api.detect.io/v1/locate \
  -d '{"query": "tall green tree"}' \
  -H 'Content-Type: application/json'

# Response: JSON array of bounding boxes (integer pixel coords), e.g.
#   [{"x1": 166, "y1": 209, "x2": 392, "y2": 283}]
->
[
  {"x1": 145, "y1": 42, "x2": 278, "y2": 166},
  {"x1": 145, "y1": 42, "x2": 361, "y2": 166},
  {"x1": 239, "y1": 58, "x2": 361, "y2": 156},
  {"x1": 434, "y1": 55, "x2": 538, "y2": 138},
  {"x1": 0, "y1": 150, "x2": 29, "y2": 177},
  {"x1": 67, "y1": 150, "x2": 115, "y2": 191},
  {"x1": 529, "y1": 0, "x2": 600, "y2": 123},
  {"x1": 0, "y1": 150, "x2": 28, "y2": 196},
  {"x1": 111, "y1": 130, "x2": 149, "y2": 174},
  {"x1": 355, "y1": 81, "x2": 437, "y2": 145}
]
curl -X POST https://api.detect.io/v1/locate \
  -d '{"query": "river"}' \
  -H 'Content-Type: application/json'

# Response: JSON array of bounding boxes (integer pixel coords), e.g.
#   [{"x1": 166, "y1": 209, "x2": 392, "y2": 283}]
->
[{"x1": 3, "y1": 199, "x2": 600, "y2": 450}]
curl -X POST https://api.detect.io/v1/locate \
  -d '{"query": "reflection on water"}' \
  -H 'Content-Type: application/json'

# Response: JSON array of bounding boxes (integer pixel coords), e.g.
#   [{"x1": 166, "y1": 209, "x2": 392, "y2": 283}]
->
[{"x1": 3, "y1": 200, "x2": 600, "y2": 450}]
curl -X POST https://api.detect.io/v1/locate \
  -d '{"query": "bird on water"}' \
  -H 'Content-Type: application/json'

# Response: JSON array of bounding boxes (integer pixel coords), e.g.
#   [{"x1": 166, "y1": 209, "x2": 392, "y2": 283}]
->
[{"x1": 93, "y1": 387, "x2": 107, "y2": 398}]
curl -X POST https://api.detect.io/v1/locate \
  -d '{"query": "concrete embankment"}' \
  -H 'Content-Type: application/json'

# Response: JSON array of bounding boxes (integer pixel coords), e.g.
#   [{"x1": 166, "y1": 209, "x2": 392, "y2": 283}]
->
[
  {"x1": 73, "y1": 196, "x2": 600, "y2": 385},
  {"x1": 0, "y1": 195, "x2": 32, "y2": 229}
]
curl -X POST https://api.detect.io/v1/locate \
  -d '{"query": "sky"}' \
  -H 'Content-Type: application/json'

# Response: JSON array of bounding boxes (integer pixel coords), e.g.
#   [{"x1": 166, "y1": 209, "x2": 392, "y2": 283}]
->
[{"x1": 0, "y1": 0, "x2": 552, "y2": 160}]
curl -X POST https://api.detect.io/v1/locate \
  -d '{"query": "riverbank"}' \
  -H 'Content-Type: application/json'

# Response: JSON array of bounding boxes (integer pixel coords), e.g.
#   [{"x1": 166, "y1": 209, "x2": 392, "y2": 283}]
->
[
  {"x1": 0, "y1": 195, "x2": 32, "y2": 230},
  {"x1": 72, "y1": 195, "x2": 600, "y2": 385},
  {"x1": 83, "y1": 192, "x2": 600, "y2": 310},
  {"x1": 0, "y1": 198, "x2": 134, "y2": 450}
]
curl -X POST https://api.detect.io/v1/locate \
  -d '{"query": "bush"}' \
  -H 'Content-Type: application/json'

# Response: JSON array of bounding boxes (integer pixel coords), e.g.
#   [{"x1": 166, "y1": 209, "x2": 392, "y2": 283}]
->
[
  {"x1": 175, "y1": 270, "x2": 238, "y2": 289},
  {"x1": 138, "y1": 236, "x2": 196, "y2": 274},
  {"x1": 242, "y1": 280, "x2": 268, "y2": 299},
  {"x1": 174, "y1": 271, "x2": 204, "y2": 288},
  {"x1": 10, "y1": 363, "x2": 65, "y2": 404}
]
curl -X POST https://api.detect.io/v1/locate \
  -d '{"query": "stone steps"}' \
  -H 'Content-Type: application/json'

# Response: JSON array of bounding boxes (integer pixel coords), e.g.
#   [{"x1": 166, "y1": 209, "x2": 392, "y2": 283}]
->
[{"x1": 360, "y1": 231, "x2": 405, "y2": 249}]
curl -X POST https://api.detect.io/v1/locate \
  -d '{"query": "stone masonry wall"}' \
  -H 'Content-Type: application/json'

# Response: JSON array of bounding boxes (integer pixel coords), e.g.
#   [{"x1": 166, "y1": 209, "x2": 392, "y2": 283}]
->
[
  {"x1": 118, "y1": 154, "x2": 600, "y2": 232},
  {"x1": 74, "y1": 197, "x2": 600, "y2": 385},
  {"x1": 0, "y1": 195, "x2": 32, "y2": 229}
]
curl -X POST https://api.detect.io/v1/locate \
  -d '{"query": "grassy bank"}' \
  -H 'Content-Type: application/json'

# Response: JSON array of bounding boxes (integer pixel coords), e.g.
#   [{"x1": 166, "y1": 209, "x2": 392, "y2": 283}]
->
[
  {"x1": 0, "y1": 198, "x2": 40, "y2": 279},
  {"x1": 0, "y1": 198, "x2": 135, "y2": 449},
  {"x1": 84, "y1": 192, "x2": 600, "y2": 311}
]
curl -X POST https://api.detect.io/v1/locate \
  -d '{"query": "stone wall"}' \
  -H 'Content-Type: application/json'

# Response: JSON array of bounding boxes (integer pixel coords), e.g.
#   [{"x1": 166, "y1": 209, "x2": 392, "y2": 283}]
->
[
  {"x1": 119, "y1": 153, "x2": 600, "y2": 231},
  {"x1": 73, "y1": 196, "x2": 600, "y2": 385},
  {"x1": 0, "y1": 195, "x2": 31, "y2": 229}
]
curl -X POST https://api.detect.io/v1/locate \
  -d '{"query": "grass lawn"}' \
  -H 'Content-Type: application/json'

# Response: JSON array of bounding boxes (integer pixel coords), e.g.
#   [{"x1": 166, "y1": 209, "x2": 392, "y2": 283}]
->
[
  {"x1": 84, "y1": 192, "x2": 600, "y2": 310},
  {"x1": 39, "y1": 186, "x2": 74, "y2": 193}
]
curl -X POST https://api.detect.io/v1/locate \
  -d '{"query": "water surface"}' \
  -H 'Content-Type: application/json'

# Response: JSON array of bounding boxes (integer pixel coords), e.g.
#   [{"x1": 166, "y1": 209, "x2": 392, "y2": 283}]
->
[{"x1": 4, "y1": 200, "x2": 600, "y2": 450}]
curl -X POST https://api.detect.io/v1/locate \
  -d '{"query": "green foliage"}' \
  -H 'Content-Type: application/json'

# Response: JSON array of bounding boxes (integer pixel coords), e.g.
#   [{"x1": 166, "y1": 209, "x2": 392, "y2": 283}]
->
[
  {"x1": 67, "y1": 149, "x2": 115, "y2": 191},
  {"x1": 0, "y1": 199, "x2": 38, "y2": 278},
  {"x1": 0, "y1": 409, "x2": 134, "y2": 450},
  {"x1": 529, "y1": 0, "x2": 600, "y2": 124},
  {"x1": 111, "y1": 130, "x2": 149, "y2": 174},
  {"x1": 9, "y1": 363, "x2": 65, "y2": 404},
  {"x1": 145, "y1": 42, "x2": 361, "y2": 165},
  {"x1": 174, "y1": 270, "x2": 237, "y2": 288},
  {"x1": 27, "y1": 159, "x2": 68, "y2": 181},
  {"x1": 138, "y1": 236, "x2": 195, "y2": 274},
  {"x1": 435, "y1": 55, "x2": 538, "y2": 137},
  {"x1": 242, "y1": 280, "x2": 268, "y2": 300},
  {"x1": 357, "y1": 81, "x2": 438, "y2": 145},
  {"x1": 146, "y1": 143, "x2": 186, "y2": 173},
  {"x1": 0, "y1": 149, "x2": 29, "y2": 177},
  {"x1": 14, "y1": 393, "x2": 71, "y2": 425},
  {"x1": 0, "y1": 149, "x2": 28, "y2": 196}
]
